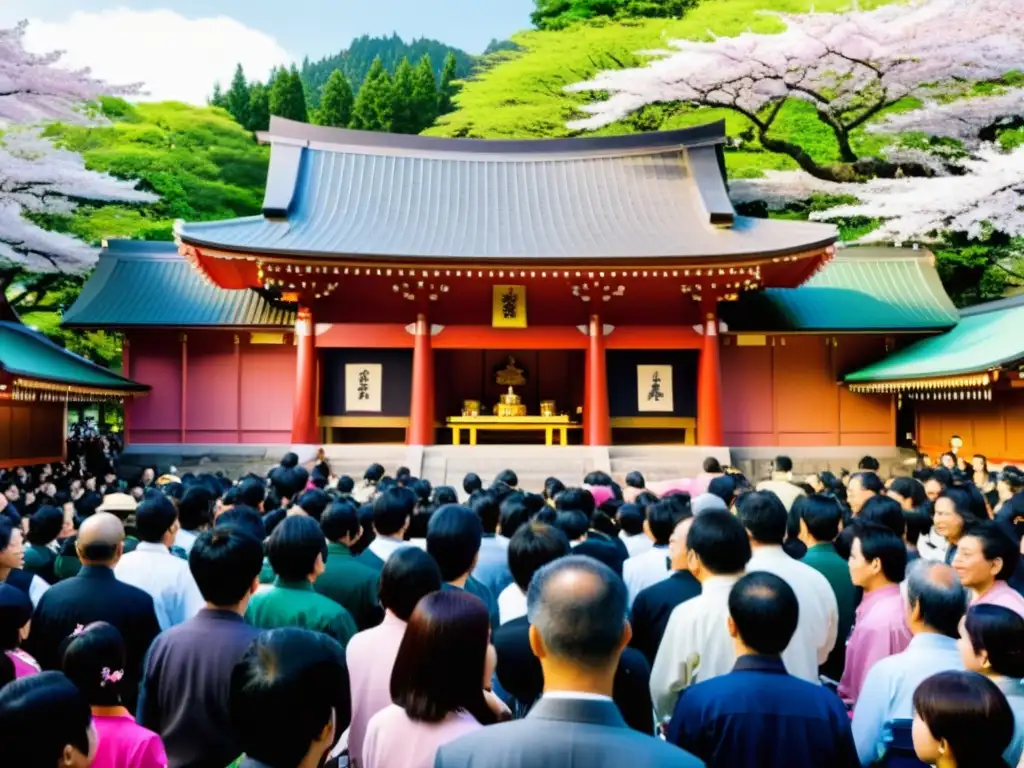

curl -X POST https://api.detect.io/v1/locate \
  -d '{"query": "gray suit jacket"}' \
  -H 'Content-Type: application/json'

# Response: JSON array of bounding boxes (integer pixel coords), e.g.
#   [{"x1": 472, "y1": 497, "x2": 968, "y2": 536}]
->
[{"x1": 434, "y1": 696, "x2": 703, "y2": 768}]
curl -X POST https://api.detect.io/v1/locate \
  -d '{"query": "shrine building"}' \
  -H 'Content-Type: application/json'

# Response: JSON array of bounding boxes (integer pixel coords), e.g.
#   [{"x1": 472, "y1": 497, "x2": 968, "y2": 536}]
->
[{"x1": 56, "y1": 117, "x2": 1024, "y2": 467}]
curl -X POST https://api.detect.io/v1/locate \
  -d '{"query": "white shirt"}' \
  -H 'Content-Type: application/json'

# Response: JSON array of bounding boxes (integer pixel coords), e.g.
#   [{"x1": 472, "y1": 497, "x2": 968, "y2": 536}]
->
[
  {"x1": 746, "y1": 545, "x2": 838, "y2": 684},
  {"x1": 756, "y1": 477, "x2": 806, "y2": 512},
  {"x1": 114, "y1": 541, "x2": 205, "y2": 630},
  {"x1": 174, "y1": 528, "x2": 198, "y2": 554},
  {"x1": 623, "y1": 545, "x2": 670, "y2": 605},
  {"x1": 621, "y1": 532, "x2": 654, "y2": 558},
  {"x1": 368, "y1": 536, "x2": 411, "y2": 564},
  {"x1": 650, "y1": 574, "x2": 741, "y2": 719},
  {"x1": 498, "y1": 583, "x2": 527, "y2": 625},
  {"x1": 27, "y1": 575, "x2": 49, "y2": 607}
]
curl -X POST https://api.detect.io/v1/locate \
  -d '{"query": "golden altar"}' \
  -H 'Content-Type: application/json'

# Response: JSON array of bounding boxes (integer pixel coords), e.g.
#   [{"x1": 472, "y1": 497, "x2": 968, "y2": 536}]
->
[{"x1": 447, "y1": 382, "x2": 573, "y2": 445}]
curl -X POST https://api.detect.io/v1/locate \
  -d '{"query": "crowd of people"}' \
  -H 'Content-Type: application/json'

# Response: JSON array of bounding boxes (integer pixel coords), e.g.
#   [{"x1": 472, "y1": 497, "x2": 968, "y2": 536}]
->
[{"x1": 1, "y1": 443, "x2": 1024, "y2": 768}]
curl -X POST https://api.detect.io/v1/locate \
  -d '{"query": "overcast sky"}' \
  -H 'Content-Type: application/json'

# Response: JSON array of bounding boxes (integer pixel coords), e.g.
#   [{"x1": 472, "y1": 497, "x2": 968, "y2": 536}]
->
[{"x1": 2, "y1": 1, "x2": 532, "y2": 105}]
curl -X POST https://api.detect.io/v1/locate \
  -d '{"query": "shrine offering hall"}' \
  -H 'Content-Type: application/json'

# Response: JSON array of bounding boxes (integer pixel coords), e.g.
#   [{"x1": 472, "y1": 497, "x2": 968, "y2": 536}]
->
[{"x1": 58, "y1": 117, "x2": 1024, "y2": 461}]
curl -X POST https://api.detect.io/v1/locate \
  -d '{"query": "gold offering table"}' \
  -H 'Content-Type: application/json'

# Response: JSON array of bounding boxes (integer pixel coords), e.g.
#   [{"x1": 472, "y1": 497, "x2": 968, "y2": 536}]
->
[{"x1": 447, "y1": 415, "x2": 573, "y2": 446}]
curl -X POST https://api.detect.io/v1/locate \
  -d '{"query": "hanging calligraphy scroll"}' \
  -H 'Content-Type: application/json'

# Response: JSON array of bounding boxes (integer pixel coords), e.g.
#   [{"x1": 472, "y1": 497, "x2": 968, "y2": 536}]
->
[
  {"x1": 345, "y1": 363, "x2": 382, "y2": 412},
  {"x1": 636, "y1": 365, "x2": 674, "y2": 413},
  {"x1": 492, "y1": 285, "x2": 527, "y2": 328}
]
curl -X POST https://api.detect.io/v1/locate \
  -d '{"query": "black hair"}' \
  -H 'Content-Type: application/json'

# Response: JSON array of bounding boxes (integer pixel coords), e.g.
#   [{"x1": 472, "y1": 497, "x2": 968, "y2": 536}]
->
[
  {"x1": 321, "y1": 500, "x2": 361, "y2": 543},
  {"x1": 647, "y1": 499, "x2": 683, "y2": 546},
  {"x1": 736, "y1": 491, "x2": 788, "y2": 545},
  {"x1": 687, "y1": 510, "x2": 752, "y2": 575},
  {"x1": 372, "y1": 487, "x2": 416, "y2": 537},
  {"x1": 266, "y1": 515, "x2": 329, "y2": 582},
  {"x1": 859, "y1": 495, "x2": 907, "y2": 538},
  {"x1": 858, "y1": 455, "x2": 881, "y2": 472},
  {"x1": 889, "y1": 476, "x2": 927, "y2": 508},
  {"x1": 729, "y1": 572, "x2": 799, "y2": 655},
  {"x1": 61, "y1": 621, "x2": 126, "y2": 707},
  {"x1": 938, "y1": 486, "x2": 987, "y2": 530},
  {"x1": 708, "y1": 475, "x2": 736, "y2": 506},
  {"x1": 462, "y1": 473, "x2": 482, "y2": 495},
  {"x1": 221, "y1": 486, "x2": 243, "y2": 508},
  {"x1": 73, "y1": 491, "x2": 103, "y2": 520},
  {"x1": 26, "y1": 505, "x2": 64, "y2": 547},
  {"x1": 364, "y1": 463, "x2": 385, "y2": 483},
  {"x1": 796, "y1": 494, "x2": 843, "y2": 542},
  {"x1": 230, "y1": 628, "x2": 350, "y2": 767},
  {"x1": 556, "y1": 487, "x2": 596, "y2": 518},
  {"x1": 214, "y1": 506, "x2": 266, "y2": 542},
  {"x1": 617, "y1": 503, "x2": 645, "y2": 536},
  {"x1": 0, "y1": 583, "x2": 33, "y2": 651},
  {"x1": 854, "y1": 522, "x2": 908, "y2": 584},
  {"x1": 583, "y1": 471, "x2": 613, "y2": 487},
  {"x1": 178, "y1": 486, "x2": 215, "y2": 532},
  {"x1": 410, "y1": 479, "x2": 433, "y2": 504},
  {"x1": 905, "y1": 509, "x2": 933, "y2": 544},
  {"x1": 134, "y1": 493, "x2": 179, "y2": 543},
  {"x1": 426, "y1": 504, "x2": 482, "y2": 582},
  {"x1": 190, "y1": 527, "x2": 265, "y2": 607},
  {"x1": 296, "y1": 489, "x2": 330, "y2": 521},
  {"x1": 543, "y1": 477, "x2": 566, "y2": 500},
  {"x1": 774, "y1": 456, "x2": 793, "y2": 473},
  {"x1": 432, "y1": 486, "x2": 458, "y2": 507},
  {"x1": 495, "y1": 469, "x2": 518, "y2": 488},
  {"x1": 498, "y1": 494, "x2": 531, "y2": 539},
  {"x1": 851, "y1": 471, "x2": 885, "y2": 496},
  {"x1": 336, "y1": 475, "x2": 355, "y2": 495},
  {"x1": 964, "y1": 604, "x2": 1024, "y2": 679},
  {"x1": 553, "y1": 510, "x2": 589, "y2": 542},
  {"x1": 509, "y1": 522, "x2": 571, "y2": 592},
  {"x1": 238, "y1": 478, "x2": 267, "y2": 509},
  {"x1": 469, "y1": 491, "x2": 500, "y2": 534},
  {"x1": 625, "y1": 471, "x2": 645, "y2": 489},
  {"x1": 960, "y1": 521, "x2": 1021, "y2": 582},
  {"x1": 702, "y1": 457, "x2": 723, "y2": 474},
  {"x1": 0, "y1": 671, "x2": 93, "y2": 765},
  {"x1": 378, "y1": 547, "x2": 443, "y2": 621}
]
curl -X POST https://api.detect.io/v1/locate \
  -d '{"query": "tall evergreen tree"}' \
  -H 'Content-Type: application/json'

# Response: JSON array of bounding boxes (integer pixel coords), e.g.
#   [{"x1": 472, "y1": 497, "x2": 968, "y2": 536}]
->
[
  {"x1": 438, "y1": 52, "x2": 459, "y2": 115},
  {"x1": 314, "y1": 70, "x2": 354, "y2": 127},
  {"x1": 350, "y1": 57, "x2": 393, "y2": 131},
  {"x1": 269, "y1": 65, "x2": 308, "y2": 123},
  {"x1": 390, "y1": 57, "x2": 416, "y2": 134},
  {"x1": 210, "y1": 82, "x2": 227, "y2": 108},
  {"x1": 226, "y1": 64, "x2": 251, "y2": 128},
  {"x1": 410, "y1": 54, "x2": 438, "y2": 133},
  {"x1": 247, "y1": 83, "x2": 271, "y2": 131}
]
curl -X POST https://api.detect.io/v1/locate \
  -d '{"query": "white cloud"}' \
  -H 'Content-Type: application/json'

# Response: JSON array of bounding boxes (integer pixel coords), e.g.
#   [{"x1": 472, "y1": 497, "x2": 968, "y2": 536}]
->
[{"x1": 19, "y1": 8, "x2": 292, "y2": 105}]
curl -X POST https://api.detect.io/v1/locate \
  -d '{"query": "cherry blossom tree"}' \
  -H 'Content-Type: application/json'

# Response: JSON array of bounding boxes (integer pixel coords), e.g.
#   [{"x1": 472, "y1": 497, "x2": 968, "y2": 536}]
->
[
  {"x1": 566, "y1": 0, "x2": 1024, "y2": 182},
  {"x1": 869, "y1": 90, "x2": 1024, "y2": 147}
]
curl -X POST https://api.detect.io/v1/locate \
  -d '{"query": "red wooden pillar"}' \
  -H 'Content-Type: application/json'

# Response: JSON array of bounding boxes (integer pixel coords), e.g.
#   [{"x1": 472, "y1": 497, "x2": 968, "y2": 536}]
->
[
  {"x1": 585, "y1": 314, "x2": 611, "y2": 446},
  {"x1": 408, "y1": 313, "x2": 435, "y2": 446},
  {"x1": 697, "y1": 303, "x2": 724, "y2": 446},
  {"x1": 291, "y1": 307, "x2": 319, "y2": 444},
  {"x1": 121, "y1": 337, "x2": 131, "y2": 446}
]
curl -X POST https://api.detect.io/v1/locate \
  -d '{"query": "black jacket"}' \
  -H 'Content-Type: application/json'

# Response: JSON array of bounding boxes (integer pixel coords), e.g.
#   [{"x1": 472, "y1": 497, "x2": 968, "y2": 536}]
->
[{"x1": 630, "y1": 570, "x2": 702, "y2": 667}]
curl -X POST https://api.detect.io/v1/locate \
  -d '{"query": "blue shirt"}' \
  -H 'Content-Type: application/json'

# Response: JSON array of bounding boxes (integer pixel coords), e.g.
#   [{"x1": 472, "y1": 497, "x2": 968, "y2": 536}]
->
[
  {"x1": 472, "y1": 534, "x2": 513, "y2": 599},
  {"x1": 851, "y1": 633, "x2": 963, "y2": 765},
  {"x1": 667, "y1": 654, "x2": 858, "y2": 768}
]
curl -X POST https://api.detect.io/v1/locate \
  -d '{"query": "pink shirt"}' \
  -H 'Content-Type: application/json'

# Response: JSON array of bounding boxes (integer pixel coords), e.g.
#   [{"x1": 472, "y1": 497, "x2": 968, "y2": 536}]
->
[
  {"x1": 973, "y1": 581, "x2": 1024, "y2": 618},
  {"x1": 362, "y1": 705, "x2": 482, "y2": 768},
  {"x1": 838, "y1": 584, "x2": 912, "y2": 707},
  {"x1": 6, "y1": 649, "x2": 40, "y2": 679},
  {"x1": 347, "y1": 611, "x2": 408, "y2": 768},
  {"x1": 91, "y1": 712, "x2": 167, "y2": 768}
]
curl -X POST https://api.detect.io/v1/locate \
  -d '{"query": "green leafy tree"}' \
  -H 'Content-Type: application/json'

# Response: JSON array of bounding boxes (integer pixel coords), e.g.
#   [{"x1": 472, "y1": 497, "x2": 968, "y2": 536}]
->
[
  {"x1": 438, "y1": 52, "x2": 459, "y2": 115},
  {"x1": 247, "y1": 83, "x2": 271, "y2": 131},
  {"x1": 269, "y1": 66, "x2": 308, "y2": 122},
  {"x1": 225, "y1": 64, "x2": 251, "y2": 128},
  {"x1": 314, "y1": 70, "x2": 354, "y2": 127},
  {"x1": 209, "y1": 82, "x2": 227, "y2": 108},
  {"x1": 350, "y1": 57, "x2": 393, "y2": 130},
  {"x1": 410, "y1": 54, "x2": 439, "y2": 133},
  {"x1": 390, "y1": 57, "x2": 417, "y2": 134}
]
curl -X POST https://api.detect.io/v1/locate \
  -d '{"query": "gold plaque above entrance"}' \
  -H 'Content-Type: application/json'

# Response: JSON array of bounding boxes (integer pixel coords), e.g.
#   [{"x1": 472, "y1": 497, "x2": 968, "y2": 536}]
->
[{"x1": 492, "y1": 285, "x2": 527, "y2": 328}]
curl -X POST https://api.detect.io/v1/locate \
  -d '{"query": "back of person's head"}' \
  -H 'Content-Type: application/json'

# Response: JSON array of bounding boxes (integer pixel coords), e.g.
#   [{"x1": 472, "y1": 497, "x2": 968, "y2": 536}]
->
[
  {"x1": 426, "y1": 504, "x2": 482, "y2": 582},
  {"x1": 543, "y1": 476, "x2": 566, "y2": 501},
  {"x1": 0, "y1": 671, "x2": 94, "y2": 766},
  {"x1": 462, "y1": 472, "x2": 482, "y2": 495},
  {"x1": 214, "y1": 506, "x2": 265, "y2": 541},
  {"x1": 889, "y1": 476, "x2": 927, "y2": 508},
  {"x1": 707, "y1": 474, "x2": 736, "y2": 506},
  {"x1": 858, "y1": 455, "x2": 881, "y2": 472},
  {"x1": 702, "y1": 457, "x2": 723, "y2": 474},
  {"x1": 555, "y1": 487, "x2": 595, "y2": 518},
  {"x1": 583, "y1": 471, "x2": 612, "y2": 487},
  {"x1": 432, "y1": 486, "x2": 458, "y2": 507},
  {"x1": 0, "y1": 583, "x2": 33, "y2": 652},
  {"x1": 266, "y1": 515, "x2": 328, "y2": 582},
  {"x1": 859, "y1": 494, "x2": 906, "y2": 537},
  {"x1": 410, "y1": 479, "x2": 432, "y2": 505},
  {"x1": 617, "y1": 503, "x2": 644, "y2": 536},
  {"x1": 854, "y1": 522, "x2": 908, "y2": 584},
  {"x1": 230, "y1": 628, "x2": 348, "y2": 768},
  {"x1": 191, "y1": 527, "x2": 265, "y2": 607},
  {"x1": 527, "y1": 555, "x2": 628, "y2": 670},
  {"x1": 60, "y1": 621, "x2": 126, "y2": 707},
  {"x1": 905, "y1": 560, "x2": 968, "y2": 638},
  {"x1": 320, "y1": 500, "x2": 361, "y2": 543},
  {"x1": 904, "y1": 509, "x2": 933, "y2": 545},
  {"x1": 736, "y1": 490, "x2": 787, "y2": 545},
  {"x1": 646, "y1": 499, "x2": 683, "y2": 546},
  {"x1": 364, "y1": 463, "x2": 385, "y2": 483},
  {"x1": 687, "y1": 510, "x2": 752, "y2": 575},
  {"x1": 178, "y1": 486, "x2": 215, "y2": 532},
  {"x1": 728, "y1": 572, "x2": 798, "y2": 655},
  {"x1": 553, "y1": 509, "x2": 589, "y2": 542},
  {"x1": 773, "y1": 455, "x2": 793, "y2": 474},
  {"x1": 509, "y1": 522, "x2": 571, "y2": 592},
  {"x1": 625, "y1": 471, "x2": 645, "y2": 489},
  {"x1": 372, "y1": 486, "x2": 416, "y2": 537},
  {"x1": 495, "y1": 469, "x2": 518, "y2": 488},
  {"x1": 960, "y1": 520, "x2": 1021, "y2": 582},
  {"x1": 295, "y1": 489, "x2": 330, "y2": 521},
  {"x1": 73, "y1": 491, "x2": 103, "y2": 521},
  {"x1": 238, "y1": 477, "x2": 267, "y2": 509},
  {"x1": 378, "y1": 547, "x2": 443, "y2": 621},
  {"x1": 963, "y1": 604, "x2": 1024, "y2": 679},
  {"x1": 498, "y1": 494, "x2": 531, "y2": 539},
  {"x1": 333, "y1": 474, "x2": 354, "y2": 495},
  {"x1": 390, "y1": 590, "x2": 496, "y2": 726},
  {"x1": 912, "y1": 670, "x2": 1014, "y2": 767},
  {"x1": 26, "y1": 505, "x2": 63, "y2": 546},
  {"x1": 797, "y1": 494, "x2": 843, "y2": 542},
  {"x1": 469, "y1": 491, "x2": 500, "y2": 535},
  {"x1": 134, "y1": 493, "x2": 178, "y2": 543},
  {"x1": 851, "y1": 471, "x2": 885, "y2": 496}
]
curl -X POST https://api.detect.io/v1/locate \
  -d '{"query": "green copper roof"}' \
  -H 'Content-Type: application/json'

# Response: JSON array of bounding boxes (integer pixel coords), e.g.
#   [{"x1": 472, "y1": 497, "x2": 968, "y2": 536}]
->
[
  {"x1": 62, "y1": 240, "x2": 295, "y2": 329},
  {"x1": 845, "y1": 296, "x2": 1024, "y2": 382},
  {"x1": 722, "y1": 247, "x2": 959, "y2": 332},
  {"x1": 0, "y1": 321, "x2": 147, "y2": 392}
]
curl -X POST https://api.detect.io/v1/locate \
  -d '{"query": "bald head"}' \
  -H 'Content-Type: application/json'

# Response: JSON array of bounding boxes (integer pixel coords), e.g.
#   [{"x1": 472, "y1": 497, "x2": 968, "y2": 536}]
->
[
  {"x1": 76, "y1": 512, "x2": 125, "y2": 565},
  {"x1": 527, "y1": 555, "x2": 628, "y2": 669},
  {"x1": 904, "y1": 560, "x2": 968, "y2": 638}
]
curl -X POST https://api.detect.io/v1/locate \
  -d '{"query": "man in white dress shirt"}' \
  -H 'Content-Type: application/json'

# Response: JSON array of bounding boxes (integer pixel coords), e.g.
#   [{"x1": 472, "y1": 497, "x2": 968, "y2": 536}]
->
[
  {"x1": 737, "y1": 490, "x2": 839, "y2": 683},
  {"x1": 623, "y1": 499, "x2": 681, "y2": 605},
  {"x1": 650, "y1": 509, "x2": 752, "y2": 719},
  {"x1": 617, "y1": 503, "x2": 653, "y2": 559},
  {"x1": 497, "y1": 521, "x2": 571, "y2": 625},
  {"x1": 755, "y1": 456, "x2": 806, "y2": 512},
  {"x1": 115, "y1": 493, "x2": 204, "y2": 629},
  {"x1": 359, "y1": 487, "x2": 417, "y2": 570}
]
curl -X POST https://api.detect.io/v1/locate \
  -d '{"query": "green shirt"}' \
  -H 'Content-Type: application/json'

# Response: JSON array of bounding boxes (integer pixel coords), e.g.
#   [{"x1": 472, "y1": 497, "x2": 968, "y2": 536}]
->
[
  {"x1": 314, "y1": 542, "x2": 382, "y2": 630},
  {"x1": 802, "y1": 542, "x2": 856, "y2": 681},
  {"x1": 245, "y1": 578, "x2": 358, "y2": 647},
  {"x1": 258, "y1": 558, "x2": 275, "y2": 585},
  {"x1": 23, "y1": 544, "x2": 57, "y2": 584}
]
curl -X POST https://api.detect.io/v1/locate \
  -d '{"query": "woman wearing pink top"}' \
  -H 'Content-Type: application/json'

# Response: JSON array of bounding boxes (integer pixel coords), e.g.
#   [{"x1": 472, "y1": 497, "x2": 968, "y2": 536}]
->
[
  {"x1": 0, "y1": 583, "x2": 40, "y2": 679},
  {"x1": 362, "y1": 590, "x2": 509, "y2": 768},
  {"x1": 61, "y1": 622, "x2": 167, "y2": 768},
  {"x1": 953, "y1": 521, "x2": 1024, "y2": 619}
]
